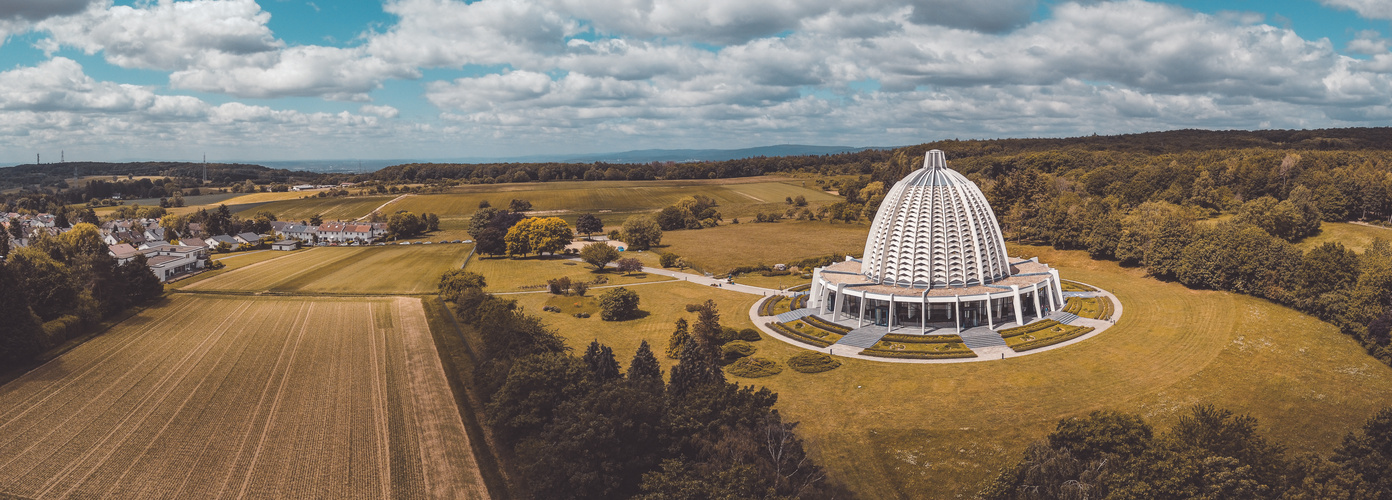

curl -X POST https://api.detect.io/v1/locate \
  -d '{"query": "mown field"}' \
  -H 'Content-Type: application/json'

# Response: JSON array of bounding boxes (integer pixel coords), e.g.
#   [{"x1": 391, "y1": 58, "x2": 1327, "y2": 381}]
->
[
  {"x1": 232, "y1": 195, "x2": 396, "y2": 221},
  {"x1": 660, "y1": 219, "x2": 871, "y2": 273},
  {"x1": 482, "y1": 244, "x2": 1392, "y2": 499},
  {"x1": 1296, "y1": 221, "x2": 1392, "y2": 253},
  {"x1": 0, "y1": 295, "x2": 486, "y2": 499},
  {"x1": 185, "y1": 244, "x2": 471, "y2": 294},
  {"x1": 384, "y1": 177, "x2": 839, "y2": 222},
  {"x1": 467, "y1": 255, "x2": 675, "y2": 293}
]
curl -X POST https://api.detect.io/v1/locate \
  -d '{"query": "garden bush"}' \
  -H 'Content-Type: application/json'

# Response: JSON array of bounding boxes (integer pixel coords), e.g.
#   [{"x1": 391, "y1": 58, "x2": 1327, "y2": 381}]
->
[
  {"x1": 1011, "y1": 326, "x2": 1095, "y2": 352},
  {"x1": 998, "y1": 320, "x2": 1060, "y2": 339},
  {"x1": 758, "y1": 295, "x2": 786, "y2": 317},
  {"x1": 767, "y1": 322, "x2": 833, "y2": 348},
  {"x1": 737, "y1": 328, "x2": 762, "y2": 341},
  {"x1": 881, "y1": 333, "x2": 963, "y2": 344},
  {"x1": 720, "y1": 340, "x2": 757, "y2": 364},
  {"x1": 803, "y1": 315, "x2": 852, "y2": 334},
  {"x1": 860, "y1": 349, "x2": 977, "y2": 360},
  {"x1": 787, "y1": 352, "x2": 841, "y2": 373},
  {"x1": 726, "y1": 357, "x2": 783, "y2": 378},
  {"x1": 598, "y1": 287, "x2": 640, "y2": 321}
]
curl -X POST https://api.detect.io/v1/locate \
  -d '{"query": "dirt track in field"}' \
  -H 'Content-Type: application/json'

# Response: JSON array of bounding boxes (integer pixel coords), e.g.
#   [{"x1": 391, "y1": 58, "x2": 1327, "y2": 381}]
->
[{"x1": 0, "y1": 295, "x2": 488, "y2": 500}]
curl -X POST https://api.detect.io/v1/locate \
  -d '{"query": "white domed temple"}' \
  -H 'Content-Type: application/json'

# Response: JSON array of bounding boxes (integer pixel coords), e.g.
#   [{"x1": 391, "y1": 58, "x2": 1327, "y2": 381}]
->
[{"x1": 809, "y1": 150, "x2": 1064, "y2": 333}]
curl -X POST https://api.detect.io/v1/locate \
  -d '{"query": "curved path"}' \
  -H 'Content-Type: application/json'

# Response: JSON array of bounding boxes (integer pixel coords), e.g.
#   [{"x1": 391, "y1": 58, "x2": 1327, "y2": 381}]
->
[
  {"x1": 356, "y1": 194, "x2": 412, "y2": 221},
  {"x1": 746, "y1": 281, "x2": 1123, "y2": 364}
]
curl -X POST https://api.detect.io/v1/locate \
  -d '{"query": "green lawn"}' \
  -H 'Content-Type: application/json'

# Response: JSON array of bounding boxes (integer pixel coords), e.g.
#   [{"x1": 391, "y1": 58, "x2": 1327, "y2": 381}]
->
[
  {"x1": 466, "y1": 255, "x2": 677, "y2": 293},
  {"x1": 1296, "y1": 221, "x2": 1392, "y2": 253},
  {"x1": 506, "y1": 243, "x2": 1392, "y2": 499},
  {"x1": 657, "y1": 219, "x2": 871, "y2": 274}
]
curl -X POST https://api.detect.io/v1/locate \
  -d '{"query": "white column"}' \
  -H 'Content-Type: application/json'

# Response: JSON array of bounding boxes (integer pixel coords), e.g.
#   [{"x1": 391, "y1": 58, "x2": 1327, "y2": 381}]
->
[
  {"x1": 1011, "y1": 285, "x2": 1024, "y2": 327},
  {"x1": 1031, "y1": 284, "x2": 1043, "y2": 319},
  {"x1": 921, "y1": 292, "x2": 928, "y2": 333},
  {"x1": 953, "y1": 295, "x2": 961, "y2": 334},
  {"x1": 1044, "y1": 276, "x2": 1057, "y2": 313},
  {"x1": 1049, "y1": 269, "x2": 1064, "y2": 308},
  {"x1": 985, "y1": 294, "x2": 994, "y2": 329},
  {"x1": 888, "y1": 294, "x2": 896, "y2": 331}
]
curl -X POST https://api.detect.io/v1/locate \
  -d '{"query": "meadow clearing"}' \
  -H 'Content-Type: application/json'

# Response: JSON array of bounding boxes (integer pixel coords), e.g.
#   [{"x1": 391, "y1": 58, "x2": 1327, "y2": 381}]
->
[
  {"x1": 466, "y1": 255, "x2": 676, "y2": 293},
  {"x1": 184, "y1": 244, "x2": 472, "y2": 295},
  {"x1": 0, "y1": 295, "x2": 486, "y2": 499},
  {"x1": 232, "y1": 195, "x2": 397, "y2": 221},
  {"x1": 477, "y1": 243, "x2": 1392, "y2": 498}
]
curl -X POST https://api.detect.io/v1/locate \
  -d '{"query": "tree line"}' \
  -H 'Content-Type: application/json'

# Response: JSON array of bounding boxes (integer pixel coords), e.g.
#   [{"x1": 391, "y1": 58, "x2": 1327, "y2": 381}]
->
[
  {"x1": 437, "y1": 271, "x2": 848, "y2": 499},
  {"x1": 984, "y1": 404, "x2": 1392, "y2": 499},
  {"x1": 0, "y1": 224, "x2": 162, "y2": 366}
]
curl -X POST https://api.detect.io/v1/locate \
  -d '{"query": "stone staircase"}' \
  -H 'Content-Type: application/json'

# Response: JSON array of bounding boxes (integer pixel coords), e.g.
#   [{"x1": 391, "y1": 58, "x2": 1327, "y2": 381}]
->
[{"x1": 958, "y1": 327, "x2": 1007, "y2": 349}]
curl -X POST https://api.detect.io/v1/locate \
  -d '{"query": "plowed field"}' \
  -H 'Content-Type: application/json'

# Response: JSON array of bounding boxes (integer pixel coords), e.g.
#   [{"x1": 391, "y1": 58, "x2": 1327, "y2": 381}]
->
[{"x1": 0, "y1": 295, "x2": 488, "y2": 499}]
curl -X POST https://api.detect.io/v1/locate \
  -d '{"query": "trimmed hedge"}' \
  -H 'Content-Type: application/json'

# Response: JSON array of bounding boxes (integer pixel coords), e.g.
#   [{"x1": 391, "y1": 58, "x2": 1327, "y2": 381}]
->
[
  {"x1": 790, "y1": 294, "x2": 808, "y2": 310},
  {"x1": 787, "y1": 352, "x2": 841, "y2": 373},
  {"x1": 998, "y1": 320, "x2": 1060, "y2": 339},
  {"x1": 767, "y1": 322, "x2": 833, "y2": 348},
  {"x1": 860, "y1": 349, "x2": 977, "y2": 360},
  {"x1": 1011, "y1": 326, "x2": 1096, "y2": 352},
  {"x1": 727, "y1": 357, "x2": 783, "y2": 378},
  {"x1": 1061, "y1": 280, "x2": 1097, "y2": 292},
  {"x1": 881, "y1": 333, "x2": 962, "y2": 344},
  {"x1": 802, "y1": 315, "x2": 851, "y2": 335},
  {"x1": 788, "y1": 283, "x2": 812, "y2": 292},
  {"x1": 758, "y1": 295, "x2": 786, "y2": 317},
  {"x1": 1099, "y1": 296, "x2": 1115, "y2": 321},
  {"x1": 721, "y1": 340, "x2": 757, "y2": 363}
]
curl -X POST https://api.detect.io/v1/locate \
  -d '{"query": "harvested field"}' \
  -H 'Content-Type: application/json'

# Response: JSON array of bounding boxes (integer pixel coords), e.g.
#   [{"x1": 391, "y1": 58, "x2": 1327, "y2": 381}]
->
[
  {"x1": 185, "y1": 245, "x2": 472, "y2": 294},
  {"x1": 234, "y1": 195, "x2": 396, "y2": 221},
  {"x1": 0, "y1": 295, "x2": 487, "y2": 499}
]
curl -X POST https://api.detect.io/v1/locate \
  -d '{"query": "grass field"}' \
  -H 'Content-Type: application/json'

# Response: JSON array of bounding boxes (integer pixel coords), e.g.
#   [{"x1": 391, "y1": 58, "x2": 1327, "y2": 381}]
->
[
  {"x1": 466, "y1": 255, "x2": 676, "y2": 293},
  {"x1": 0, "y1": 295, "x2": 487, "y2": 499},
  {"x1": 383, "y1": 177, "x2": 838, "y2": 220},
  {"x1": 167, "y1": 250, "x2": 296, "y2": 290},
  {"x1": 1296, "y1": 221, "x2": 1392, "y2": 253},
  {"x1": 659, "y1": 219, "x2": 871, "y2": 273},
  {"x1": 185, "y1": 245, "x2": 472, "y2": 294},
  {"x1": 233, "y1": 195, "x2": 396, "y2": 221},
  {"x1": 491, "y1": 245, "x2": 1392, "y2": 498}
]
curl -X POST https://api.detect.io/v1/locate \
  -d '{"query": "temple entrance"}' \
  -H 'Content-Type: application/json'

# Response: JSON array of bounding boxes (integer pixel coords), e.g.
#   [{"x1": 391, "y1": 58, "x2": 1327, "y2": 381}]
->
[{"x1": 873, "y1": 305, "x2": 889, "y2": 326}]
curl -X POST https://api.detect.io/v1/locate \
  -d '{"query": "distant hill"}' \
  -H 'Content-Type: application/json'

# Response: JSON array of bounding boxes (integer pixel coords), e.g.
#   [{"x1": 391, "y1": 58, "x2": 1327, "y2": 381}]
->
[{"x1": 0, "y1": 161, "x2": 329, "y2": 190}]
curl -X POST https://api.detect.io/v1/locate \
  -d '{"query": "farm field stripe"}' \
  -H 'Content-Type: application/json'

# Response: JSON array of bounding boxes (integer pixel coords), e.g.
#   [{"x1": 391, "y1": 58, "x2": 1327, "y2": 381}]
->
[
  {"x1": 0, "y1": 297, "x2": 201, "y2": 425},
  {"x1": 213, "y1": 301, "x2": 312, "y2": 499},
  {"x1": 164, "y1": 302, "x2": 302, "y2": 499},
  {"x1": 396, "y1": 297, "x2": 490, "y2": 499},
  {"x1": 0, "y1": 299, "x2": 217, "y2": 486},
  {"x1": 231, "y1": 301, "x2": 316, "y2": 499},
  {"x1": 367, "y1": 301, "x2": 393, "y2": 499},
  {"x1": 23, "y1": 301, "x2": 253, "y2": 498},
  {"x1": 51, "y1": 301, "x2": 263, "y2": 498}
]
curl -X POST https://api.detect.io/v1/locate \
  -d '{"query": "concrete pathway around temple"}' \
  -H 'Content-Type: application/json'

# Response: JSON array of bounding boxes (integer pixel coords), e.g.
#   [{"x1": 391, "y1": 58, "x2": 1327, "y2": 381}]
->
[{"x1": 747, "y1": 280, "x2": 1125, "y2": 363}]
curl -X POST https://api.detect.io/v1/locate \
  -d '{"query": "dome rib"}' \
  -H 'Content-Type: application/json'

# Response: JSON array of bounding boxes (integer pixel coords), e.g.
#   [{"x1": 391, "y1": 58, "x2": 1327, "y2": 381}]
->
[{"x1": 860, "y1": 149, "x2": 1011, "y2": 288}]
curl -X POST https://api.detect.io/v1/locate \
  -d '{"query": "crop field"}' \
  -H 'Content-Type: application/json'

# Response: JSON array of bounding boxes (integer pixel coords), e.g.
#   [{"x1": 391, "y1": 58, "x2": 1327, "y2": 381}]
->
[
  {"x1": 381, "y1": 177, "x2": 840, "y2": 222},
  {"x1": 185, "y1": 245, "x2": 471, "y2": 294},
  {"x1": 514, "y1": 245, "x2": 1392, "y2": 498},
  {"x1": 0, "y1": 295, "x2": 487, "y2": 499},
  {"x1": 167, "y1": 250, "x2": 296, "y2": 290},
  {"x1": 467, "y1": 255, "x2": 676, "y2": 293},
  {"x1": 234, "y1": 195, "x2": 396, "y2": 221}
]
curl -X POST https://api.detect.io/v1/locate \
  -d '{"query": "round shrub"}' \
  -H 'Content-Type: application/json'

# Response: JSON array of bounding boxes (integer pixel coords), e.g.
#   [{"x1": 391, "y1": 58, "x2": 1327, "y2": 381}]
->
[
  {"x1": 726, "y1": 357, "x2": 782, "y2": 378},
  {"x1": 737, "y1": 328, "x2": 762, "y2": 341},
  {"x1": 598, "y1": 287, "x2": 640, "y2": 321},
  {"x1": 787, "y1": 352, "x2": 841, "y2": 374},
  {"x1": 720, "y1": 340, "x2": 756, "y2": 364}
]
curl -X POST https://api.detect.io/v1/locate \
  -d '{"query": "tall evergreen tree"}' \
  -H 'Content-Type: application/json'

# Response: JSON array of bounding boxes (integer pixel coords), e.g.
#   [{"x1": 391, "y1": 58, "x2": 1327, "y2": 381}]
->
[
  {"x1": 665, "y1": 318, "x2": 689, "y2": 359},
  {"x1": 627, "y1": 340, "x2": 663, "y2": 391},
  {"x1": 668, "y1": 337, "x2": 724, "y2": 396},
  {"x1": 582, "y1": 340, "x2": 621, "y2": 381}
]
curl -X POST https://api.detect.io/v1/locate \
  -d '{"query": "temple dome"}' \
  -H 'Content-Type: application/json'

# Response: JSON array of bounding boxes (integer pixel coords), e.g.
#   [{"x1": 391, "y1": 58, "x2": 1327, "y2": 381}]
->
[{"x1": 860, "y1": 149, "x2": 1011, "y2": 288}]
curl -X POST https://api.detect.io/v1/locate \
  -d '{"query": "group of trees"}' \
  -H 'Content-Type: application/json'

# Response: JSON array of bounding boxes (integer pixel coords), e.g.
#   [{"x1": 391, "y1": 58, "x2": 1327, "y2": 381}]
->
[
  {"x1": 655, "y1": 195, "x2": 721, "y2": 231},
  {"x1": 620, "y1": 215, "x2": 663, "y2": 250},
  {"x1": 386, "y1": 211, "x2": 440, "y2": 239},
  {"x1": 0, "y1": 223, "x2": 162, "y2": 365},
  {"x1": 438, "y1": 276, "x2": 844, "y2": 499},
  {"x1": 984, "y1": 405, "x2": 1392, "y2": 499}
]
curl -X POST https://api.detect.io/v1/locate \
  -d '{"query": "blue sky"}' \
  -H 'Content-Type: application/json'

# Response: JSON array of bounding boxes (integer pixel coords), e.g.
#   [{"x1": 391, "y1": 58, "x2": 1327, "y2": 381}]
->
[{"x1": 0, "y1": 0, "x2": 1388, "y2": 163}]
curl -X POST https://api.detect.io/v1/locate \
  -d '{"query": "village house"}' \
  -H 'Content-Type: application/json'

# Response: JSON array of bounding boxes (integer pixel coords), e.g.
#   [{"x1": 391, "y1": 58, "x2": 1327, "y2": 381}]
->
[{"x1": 139, "y1": 243, "x2": 207, "y2": 282}]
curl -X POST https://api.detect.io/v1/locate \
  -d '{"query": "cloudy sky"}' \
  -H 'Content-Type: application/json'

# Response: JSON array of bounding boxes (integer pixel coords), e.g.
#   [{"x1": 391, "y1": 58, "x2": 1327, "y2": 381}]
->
[{"x1": 0, "y1": 0, "x2": 1388, "y2": 163}]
